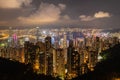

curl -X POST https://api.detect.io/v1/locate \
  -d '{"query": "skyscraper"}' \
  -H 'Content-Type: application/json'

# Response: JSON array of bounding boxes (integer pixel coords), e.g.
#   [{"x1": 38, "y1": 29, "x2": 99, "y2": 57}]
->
[{"x1": 45, "y1": 36, "x2": 53, "y2": 75}]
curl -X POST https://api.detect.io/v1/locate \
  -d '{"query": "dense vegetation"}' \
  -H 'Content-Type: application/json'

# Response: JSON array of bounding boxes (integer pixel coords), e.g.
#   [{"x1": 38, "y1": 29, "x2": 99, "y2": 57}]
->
[
  {"x1": 73, "y1": 44, "x2": 120, "y2": 80},
  {"x1": 0, "y1": 58, "x2": 60, "y2": 80}
]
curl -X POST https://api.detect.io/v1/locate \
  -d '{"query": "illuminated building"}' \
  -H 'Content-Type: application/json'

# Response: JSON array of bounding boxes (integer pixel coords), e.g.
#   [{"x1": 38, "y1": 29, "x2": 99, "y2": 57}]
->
[
  {"x1": 69, "y1": 32, "x2": 73, "y2": 40},
  {"x1": 45, "y1": 36, "x2": 53, "y2": 75},
  {"x1": 0, "y1": 28, "x2": 120, "y2": 79},
  {"x1": 67, "y1": 40, "x2": 80, "y2": 78},
  {"x1": 72, "y1": 50, "x2": 80, "y2": 75},
  {"x1": 54, "y1": 48, "x2": 65, "y2": 78},
  {"x1": 52, "y1": 48, "x2": 57, "y2": 75},
  {"x1": 36, "y1": 27, "x2": 40, "y2": 42},
  {"x1": 7, "y1": 27, "x2": 13, "y2": 59},
  {"x1": 88, "y1": 51, "x2": 97, "y2": 71},
  {"x1": 79, "y1": 38, "x2": 85, "y2": 48},
  {"x1": 113, "y1": 37, "x2": 119, "y2": 45},
  {"x1": 37, "y1": 41, "x2": 46, "y2": 74},
  {"x1": 63, "y1": 32, "x2": 67, "y2": 48},
  {"x1": 24, "y1": 41, "x2": 36, "y2": 65},
  {"x1": 95, "y1": 37, "x2": 101, "y2": 63},
  {"x1": 59, "y1": 38, "x2": 64, "y2": 48},
  {"x1": 79, "y1": 49, "x2": 89, "y2": 75},
  {"x1": 8, "y1": 27, "x2": 12, "y2": 47},
  {"x1": 33, "y1": 44, "x2": 40, "y2": 72},
  {"x1": 73, "y1": 38, "x2": 78, "y2": 48},
  {"x1": 80, "y1": 63, "x2": 88, "y2": 75},
  {"x1": 12, "y1": 33, "x2": 18, "y2": 46},
  {"x1": 20, "y1": 47, "x2": 25, "y2": 63},
  {"x1": 24, "y1": 41, "x2": 30, "y2": 64}
]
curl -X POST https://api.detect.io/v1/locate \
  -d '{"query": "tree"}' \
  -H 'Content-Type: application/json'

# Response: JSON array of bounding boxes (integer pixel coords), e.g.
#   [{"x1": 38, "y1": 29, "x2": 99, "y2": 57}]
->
[{"x1": 72, "y1": 44, "x2": 120, "y2": 80}]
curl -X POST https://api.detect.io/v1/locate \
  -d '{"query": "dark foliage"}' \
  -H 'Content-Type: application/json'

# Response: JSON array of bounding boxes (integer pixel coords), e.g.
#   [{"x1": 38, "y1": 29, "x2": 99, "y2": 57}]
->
[
  {"x1": 0, "y1": 58, "x2": 60, "y2": 80},
  {"x1": 73, "y1": 44, "x2": 120, "y2": 80}
]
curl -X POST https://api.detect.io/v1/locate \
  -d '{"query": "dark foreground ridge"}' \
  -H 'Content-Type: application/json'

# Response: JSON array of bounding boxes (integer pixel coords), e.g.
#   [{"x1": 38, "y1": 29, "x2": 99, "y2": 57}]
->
[
  {"x1": 0, "y1": 58, "x2": 60, "y2": 80},
  {"x1": 73, "y1": 43, "x2": 120, "y2": 80}
]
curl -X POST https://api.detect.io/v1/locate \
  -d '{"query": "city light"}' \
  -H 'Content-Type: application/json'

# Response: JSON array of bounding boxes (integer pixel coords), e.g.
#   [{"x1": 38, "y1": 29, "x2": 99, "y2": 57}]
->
[
  {"x1": 98, "y1": 55, "x2": 103, "y2": 61},
  {"x1": 0, "y1": 28, "x2": 119, "y2": 79},
  {"x1": 0, "y1": 43, "x2": 5, "y2": 47},
  {"x1": 0, "y1": 0, "x2": 120, "y2": 80}
]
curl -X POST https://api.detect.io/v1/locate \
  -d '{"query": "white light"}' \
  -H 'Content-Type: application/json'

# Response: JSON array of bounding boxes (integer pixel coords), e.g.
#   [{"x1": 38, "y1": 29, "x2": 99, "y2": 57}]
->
[
  {"x1": 25, "y1": 37, "x2": 29, "y2": 41},
  {"x1": 65, "y1": 69, "x2": 68, "y2": 73},
  {"x1": 98, "y1": 55, "x2": 103, "y2": 60},
  {"x1": 36, "y1": 27, "x2": 39, "y2": 29},
  {"x1": 43, "y1": 31, "x2": 46, "y2": 34}
]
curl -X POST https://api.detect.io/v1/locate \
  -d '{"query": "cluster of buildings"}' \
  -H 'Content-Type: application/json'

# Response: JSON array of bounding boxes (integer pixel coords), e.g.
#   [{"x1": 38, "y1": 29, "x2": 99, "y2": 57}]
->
[{"x1": 0, "y1": 27, "x2": 120, "y2": 79}]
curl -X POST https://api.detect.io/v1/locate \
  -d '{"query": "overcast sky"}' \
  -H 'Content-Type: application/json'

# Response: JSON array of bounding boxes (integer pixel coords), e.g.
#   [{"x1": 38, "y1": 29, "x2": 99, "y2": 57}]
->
[{"x1": 0, "y1": 0, "x2": 120, "y2": 28}]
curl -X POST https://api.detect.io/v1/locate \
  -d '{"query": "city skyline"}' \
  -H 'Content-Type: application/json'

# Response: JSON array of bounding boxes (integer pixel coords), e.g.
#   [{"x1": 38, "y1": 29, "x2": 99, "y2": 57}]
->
[
  {"x1": 0, "y1": 27, "x2": 120, "y2": 79},
  {"x1": 0, "y1": 0, "x2": 120, "y2": 28}
]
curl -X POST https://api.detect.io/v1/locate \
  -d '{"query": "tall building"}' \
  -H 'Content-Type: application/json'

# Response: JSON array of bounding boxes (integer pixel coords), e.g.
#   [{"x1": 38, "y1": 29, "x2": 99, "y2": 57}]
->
[
  {"x1": 8, "y1": 27, "x2": 12, "y2": 47},
  {"x1": 88, "y1": 51, "x2": 97, "y2": 71},
  {"x1": 36, "y1": 27, "x2": 39, "y2": 42},
  {"x1": 55, "y1": 48, "x2": 65, "y2": 78},
  {"x1": 37, "y1": 41, "x2": 46, "y2": 74},
  {"x1": 24, "y1": 41, "x2": 36, "y2": 65},
  {"x1": 24, "y1": 41, "x2": 30, "y2": 64},
  {"x1": 63, "y1": 32, "x2": 67, "y2": 48},
  {"x1": 45, "y1": 36, "x2": 53, "y2": 75},
  {"x1": 67, "y1": 40, "x2": 80, "y2": 78},
  {"x1": 79, "y1": 49, "x2": 89, "y2": 75}
]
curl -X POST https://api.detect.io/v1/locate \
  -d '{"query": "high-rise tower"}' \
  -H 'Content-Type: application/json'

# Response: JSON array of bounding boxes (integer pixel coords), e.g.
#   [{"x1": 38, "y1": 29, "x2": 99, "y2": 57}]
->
[{"x1": 45, "y1": 36, "x2": 53, "y2": 75}]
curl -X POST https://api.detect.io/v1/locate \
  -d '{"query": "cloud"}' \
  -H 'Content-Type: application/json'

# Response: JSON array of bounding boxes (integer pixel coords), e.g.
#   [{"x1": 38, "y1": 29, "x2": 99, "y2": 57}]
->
[
  {"x1": 18, "y1": 3, "x2": 66, "y2": 25},
  {"x1": 58, "y1": 4, "x2": 66, "y2": 10},
  {"x1": 62, "y1": 15, "x2": 70, "y2": 20},
  {"x1": 94, "y1": 11, "x2": 111, "y2": 18},
  {"x1": 0, "y1": 0, "x2": 32, "y2": 9},
  {"x1": 79, "y1": 15, "x2": 94, "y2": 21},
  {"x1": 79, "y1": 11, "x2": 111, "y2": 21}
]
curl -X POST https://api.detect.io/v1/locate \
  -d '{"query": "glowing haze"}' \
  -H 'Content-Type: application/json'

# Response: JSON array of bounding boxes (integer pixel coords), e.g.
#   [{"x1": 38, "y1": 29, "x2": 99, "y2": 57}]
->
[{"x1": 0, "y1": 0, "x2": 119, "y2": 28}]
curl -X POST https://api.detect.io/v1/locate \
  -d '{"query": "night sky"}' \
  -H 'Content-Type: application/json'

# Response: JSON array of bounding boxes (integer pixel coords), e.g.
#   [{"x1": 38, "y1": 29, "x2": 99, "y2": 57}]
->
[{"x1": 0, "y1": 0, "x2": 120, "y2": 28}]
